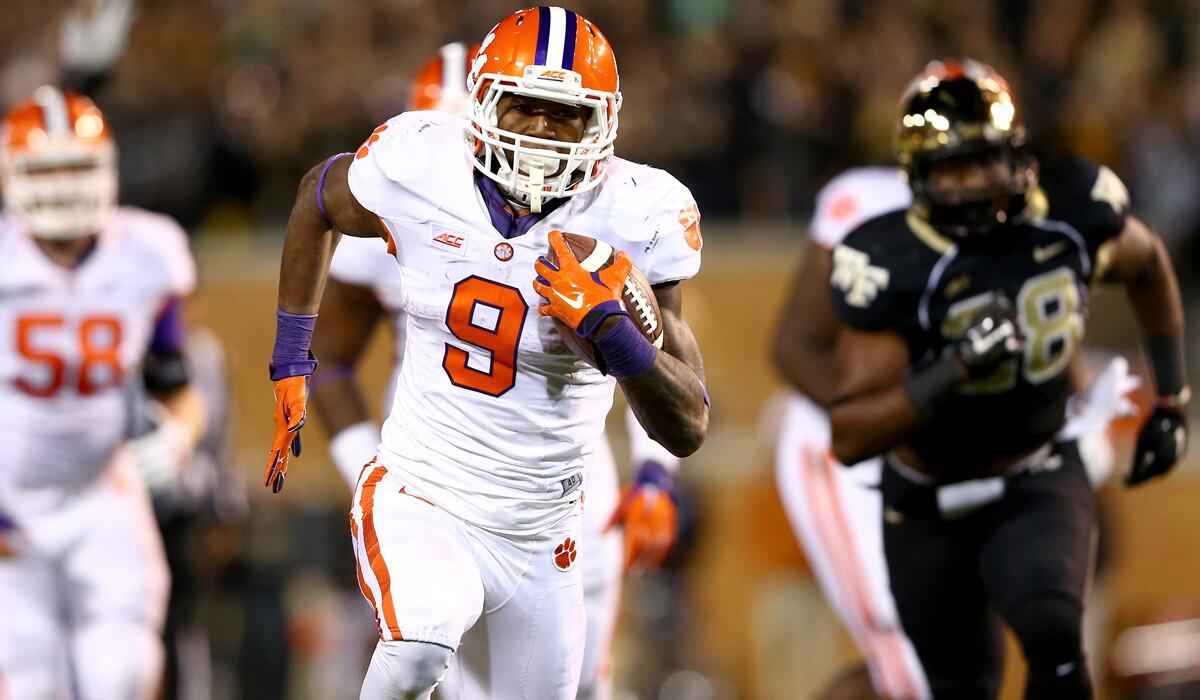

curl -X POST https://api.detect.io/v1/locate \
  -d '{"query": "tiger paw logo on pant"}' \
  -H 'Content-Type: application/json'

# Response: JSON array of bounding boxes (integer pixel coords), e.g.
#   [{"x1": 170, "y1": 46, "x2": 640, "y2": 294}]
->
[{"x1": 553, "y1": 537, "x2": 577, "y2": 571}]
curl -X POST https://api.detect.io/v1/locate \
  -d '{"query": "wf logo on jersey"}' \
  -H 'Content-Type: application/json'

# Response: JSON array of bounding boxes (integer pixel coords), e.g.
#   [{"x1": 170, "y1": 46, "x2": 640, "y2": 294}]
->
[
  {"x1": 832, "y1": 246, "x2": 890, "y2": 308},
  {"x1": 553, "y1": 537, "x2": 577, "y2": 571}
]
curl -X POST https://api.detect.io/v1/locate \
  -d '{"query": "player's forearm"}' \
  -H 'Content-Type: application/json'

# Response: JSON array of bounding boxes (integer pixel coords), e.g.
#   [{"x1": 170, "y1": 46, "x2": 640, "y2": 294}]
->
[
  {"x1": 310, "y1": 374, "x2": 373, "y2": 436},
  {"x1": 622, "y1": 354, "x2": 709, "y2": 458},
  {"x1": 1127, "y1": 238, "x2": 1188, "y2": 395},
  {"x1": 774, "y1": 341, "x2": 839, "y2": 409},
  {"x1": 278, "y1": 167, "x2": 340, "y2": 314},
  {"x1": 829, "y1": 386, "x2": 922, "y2": 465},
  {"x1": 158, "y1": 384, "x2": 207, "y2": 445}
]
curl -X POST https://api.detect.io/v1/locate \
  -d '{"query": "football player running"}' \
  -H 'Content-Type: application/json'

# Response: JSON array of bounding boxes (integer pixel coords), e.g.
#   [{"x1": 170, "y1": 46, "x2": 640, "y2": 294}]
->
[
  {"x1": 0, "y1": 87, "x2": 204, "y2": 700},
  {"x1": 310, "y1": 40, "x2": 682, "y2": 700},
  {"x1": 268, "y1": 7, "x2": 708, "y2": 700},
  {"x1": 828, "y1": 59, "x2": 1188, "y2": 699},
  {"x1": 773, "y1": 166, "x2": 929, "y2": 699}
]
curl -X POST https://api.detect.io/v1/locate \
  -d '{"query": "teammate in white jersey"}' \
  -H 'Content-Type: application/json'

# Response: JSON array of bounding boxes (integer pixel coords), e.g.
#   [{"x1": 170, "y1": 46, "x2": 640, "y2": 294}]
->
[
  {"x1": 772, "y1": 166, "x2": 1141, "y2": 699},
  {"x1": 312, "y1": 41, "x2": 680, "y2": 700},
  {"x1": 0, "y1": 87, "x2": 204, "y2": 700},
  {"x1": 267, "y1": 8, "x2": 708, "y2": 699}
]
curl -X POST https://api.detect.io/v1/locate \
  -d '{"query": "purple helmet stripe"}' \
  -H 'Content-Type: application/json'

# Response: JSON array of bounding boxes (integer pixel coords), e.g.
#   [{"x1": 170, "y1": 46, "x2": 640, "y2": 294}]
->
[
  {"x1": 534, "y1": 6, "x2": 551, "y2": 65},
  {"x1": 562, "y1": 10, "x2": 577, "y2": 70}
]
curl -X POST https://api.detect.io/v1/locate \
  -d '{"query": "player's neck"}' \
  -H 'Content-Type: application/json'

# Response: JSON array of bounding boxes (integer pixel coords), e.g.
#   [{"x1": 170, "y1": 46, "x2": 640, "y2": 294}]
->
[{"x1": 32, "y1": 235, "x2": 99, "y2": 269}]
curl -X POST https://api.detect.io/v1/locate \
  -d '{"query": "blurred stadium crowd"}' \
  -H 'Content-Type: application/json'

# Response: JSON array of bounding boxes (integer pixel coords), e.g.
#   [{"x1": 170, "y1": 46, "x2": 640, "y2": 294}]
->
[{"x1": 4, "y1": 0, "x2": 1200, "y2": 249}]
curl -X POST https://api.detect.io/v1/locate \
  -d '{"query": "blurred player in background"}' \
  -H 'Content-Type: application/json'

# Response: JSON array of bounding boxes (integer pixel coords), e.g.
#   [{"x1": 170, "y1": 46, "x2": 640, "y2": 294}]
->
[
  {"x1": 268, "y1": 7, "x2": 708, "y2": 699},
  {"x1": 773, "y1": 166, "x2": 927, "y2": 700},
  {"x1": 773, "y1": 164, "x2": 1139, "y2": 698},
  {"x1": 311, "y1": 40, "x2": 682, "y2": 700},
  {"x1": 0, "y1": 86, "x2": 204, "y2": 700},
  {"x1": 828, "y1": 59, "x2": 1188, "y2": 699}
]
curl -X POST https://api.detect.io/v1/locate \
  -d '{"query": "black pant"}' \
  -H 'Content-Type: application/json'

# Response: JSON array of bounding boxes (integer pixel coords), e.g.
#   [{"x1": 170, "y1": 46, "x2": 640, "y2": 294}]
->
[{"x1": 882, "y1": 441, "x2": 1096, "y2": 699}]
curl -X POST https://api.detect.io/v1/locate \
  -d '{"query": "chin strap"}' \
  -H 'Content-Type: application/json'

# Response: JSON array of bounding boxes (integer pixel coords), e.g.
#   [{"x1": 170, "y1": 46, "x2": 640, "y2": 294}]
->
[{"x1": 527, "y1": 163, "x2": 545, "y2": 213}]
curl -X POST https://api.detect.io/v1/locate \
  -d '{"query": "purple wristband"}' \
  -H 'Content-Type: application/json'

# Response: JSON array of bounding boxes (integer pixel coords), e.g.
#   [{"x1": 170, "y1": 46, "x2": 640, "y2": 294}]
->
[
  {"x1": 593, "y1": 316, "x2": 657, "y2": 379},
  {"x1": 316, "y1": 152, "x2": 352, "y2": 227},
  {"x1": 270, "y1": 310, "x2": 319, "y2": 380}
]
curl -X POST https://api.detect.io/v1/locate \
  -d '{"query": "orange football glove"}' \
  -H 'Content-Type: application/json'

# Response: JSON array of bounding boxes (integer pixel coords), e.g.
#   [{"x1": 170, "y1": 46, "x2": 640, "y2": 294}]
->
[
  {"x1": 265, "y1": 375, "x2": 308, "y2": 493},
  {"x1": 606, "y1": 462, "x2": 679, "y2": 572},
  {"x1": 533, "y1": 230, "x2": 632, "y2": 338}
]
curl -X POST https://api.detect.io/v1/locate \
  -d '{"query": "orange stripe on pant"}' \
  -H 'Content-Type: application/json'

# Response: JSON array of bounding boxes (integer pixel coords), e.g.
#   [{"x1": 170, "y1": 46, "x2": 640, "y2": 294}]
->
[
  {"x1": 358, "y1": 464, "x2": 403, "y2": 640},
  {"x1": 819, "y1": 453, "x2": 919, "y2": 699},
  {"x1": 802, "y1": 446, "x2": 912, "y2": 698}
]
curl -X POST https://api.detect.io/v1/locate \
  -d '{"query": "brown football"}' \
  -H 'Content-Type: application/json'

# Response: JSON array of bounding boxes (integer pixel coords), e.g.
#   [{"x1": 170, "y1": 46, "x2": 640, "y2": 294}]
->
[{"x1": 546, "y1": 232, "x2": 664, "y2": 369}]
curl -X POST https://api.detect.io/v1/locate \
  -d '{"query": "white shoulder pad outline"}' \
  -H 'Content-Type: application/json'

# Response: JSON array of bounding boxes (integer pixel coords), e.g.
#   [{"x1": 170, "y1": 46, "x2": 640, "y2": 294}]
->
[{"x1": 811, "y1": 167, "x2": 911, "y2": 249}]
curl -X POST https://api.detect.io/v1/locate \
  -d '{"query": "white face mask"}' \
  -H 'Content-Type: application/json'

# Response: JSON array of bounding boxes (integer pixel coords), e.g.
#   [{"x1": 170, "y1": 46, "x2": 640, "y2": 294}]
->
[
  {"x1": 467, "y1": 64, "x2": 621, "y2": 213},
  {"x1": 3, "y1": 141, "x2": 117, "y2": 240}
]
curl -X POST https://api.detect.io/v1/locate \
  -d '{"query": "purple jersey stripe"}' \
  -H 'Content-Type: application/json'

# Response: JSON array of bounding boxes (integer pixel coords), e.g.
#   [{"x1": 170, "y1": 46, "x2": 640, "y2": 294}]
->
[
  {"x1": 562, "y1": 10, "x2": 577, "y2": 70},
  {"x1": 534, "y1": 6, "x2": 551, "y2": 66}
]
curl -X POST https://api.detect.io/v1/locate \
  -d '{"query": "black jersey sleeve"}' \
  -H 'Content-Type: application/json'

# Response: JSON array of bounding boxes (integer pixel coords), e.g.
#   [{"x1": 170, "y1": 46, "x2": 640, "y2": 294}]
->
[
  {"x1": 1040, "y1": 156, "x2": 1131, "y2": 269},
  {"x1": 829, "y1": 212, "x2": 931, "y2": 334}
]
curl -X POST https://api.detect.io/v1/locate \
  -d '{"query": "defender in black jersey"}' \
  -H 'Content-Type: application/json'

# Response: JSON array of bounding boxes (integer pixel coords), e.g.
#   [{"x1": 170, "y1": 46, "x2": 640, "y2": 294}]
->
[{"x1": 829, "y1": 59, "x2": 1189, "y2": 699}]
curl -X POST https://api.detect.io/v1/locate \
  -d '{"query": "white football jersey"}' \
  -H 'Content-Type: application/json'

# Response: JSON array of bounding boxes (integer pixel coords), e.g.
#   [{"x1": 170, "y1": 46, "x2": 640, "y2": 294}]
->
[
  {"x1": 810, "y1": 167, "x2": 910, "y2": 249},
  {"x1": 348, "y1": 111, "x2": 701, "y2": 535},
  {"x1": 0, "y1": 208, "x2": 195, "y2": 496}
]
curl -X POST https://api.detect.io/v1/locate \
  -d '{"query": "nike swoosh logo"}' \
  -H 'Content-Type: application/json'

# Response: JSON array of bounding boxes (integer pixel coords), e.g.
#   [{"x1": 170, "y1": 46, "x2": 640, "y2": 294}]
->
[
  {"x1": 1033, "y1": 241, "x2": 1067, "y2": 263},
  {"x1": 553, "y1": 289, "x2": 585, "y2": 309}
]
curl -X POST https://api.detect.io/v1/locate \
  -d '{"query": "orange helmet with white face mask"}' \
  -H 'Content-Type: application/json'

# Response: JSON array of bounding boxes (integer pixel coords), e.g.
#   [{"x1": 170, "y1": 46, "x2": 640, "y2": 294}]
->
[
  {"x1": 409, "y1": 42, "x2": 481, "y2": 117},
  {"x1": 1, "y1": 86, "x2": 117, "y2": 240},
  {"x1": 467, "y1": 6, "x2": 621, "y2": 212}
]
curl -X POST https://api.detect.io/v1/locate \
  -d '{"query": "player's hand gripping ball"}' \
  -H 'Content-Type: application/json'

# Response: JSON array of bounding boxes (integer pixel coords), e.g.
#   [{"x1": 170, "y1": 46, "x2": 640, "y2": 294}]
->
[{"x1": 533, "y1": 230, "x2": 664, "y2": 369}]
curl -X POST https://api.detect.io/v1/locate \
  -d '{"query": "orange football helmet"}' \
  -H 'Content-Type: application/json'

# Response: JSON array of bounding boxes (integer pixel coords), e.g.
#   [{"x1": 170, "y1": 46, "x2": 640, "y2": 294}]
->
[
  {"x1": 1, "y1": 86, "x2": 117, "y2": 240},
  {"x1": 467, "y1": 6, "x2": 621, "y2": 212},
  {"x1": 409, "y1": 42, "x2": 481, "y2": 117}
]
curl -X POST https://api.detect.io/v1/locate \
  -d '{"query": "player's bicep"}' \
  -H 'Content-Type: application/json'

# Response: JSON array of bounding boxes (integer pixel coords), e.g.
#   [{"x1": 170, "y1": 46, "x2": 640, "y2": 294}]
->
[
  {"x1": 832, "y1": 326, "x2": 910, "y2": 403},
  {"x1": 304, "y1": 156, "x2": 388, "y2": 241},
  {"x1": 775, "y1": 243, "x2": 839, "y2": 354},
  {"x1": 652, "y1": 281, "x2": 705, "y2": 382},
  {"x1": 312, "y1": 279, "x2": 384, "y2": 366},
  {"x1": 1094, "y1": 215, "x2": 1159, "y2": 285}
]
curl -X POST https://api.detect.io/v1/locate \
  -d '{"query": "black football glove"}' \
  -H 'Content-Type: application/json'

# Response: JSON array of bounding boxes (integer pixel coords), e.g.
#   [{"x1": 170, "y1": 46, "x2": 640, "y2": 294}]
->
[
  {"x1": 1125, "y1": 406, "x2": 1188, "y2": 486},
  {"x1": 953, "y1": 295, "x2": 1024, "y2": 378}
]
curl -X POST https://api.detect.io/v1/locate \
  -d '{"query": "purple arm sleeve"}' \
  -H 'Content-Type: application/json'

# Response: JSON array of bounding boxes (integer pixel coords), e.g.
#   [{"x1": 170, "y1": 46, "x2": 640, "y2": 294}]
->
[
  {"x1": 317, "y1": 152, "x2": 353, "y2": 227},
  {"x1": 149, "y1": 297, "x2": 186, "y2": 356}
]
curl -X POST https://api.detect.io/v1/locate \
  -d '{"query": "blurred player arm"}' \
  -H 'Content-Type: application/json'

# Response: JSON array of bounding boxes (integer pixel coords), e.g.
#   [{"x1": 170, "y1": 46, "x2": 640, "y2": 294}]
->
[
  {"x1": 828, "y1": 327, "x2": 921, "y2": 464},
  {"x1": 1096, "y1": 215, "x2": 1187, "y2": 397},
  {"x1": 132, "y1": 297, "x2": 206, "y2": 491},
  {"x1": 772, "y1": 241, "x2": 840, "y2": 408},
  {"x1": 310, "y1": 278, "x2": 384, "y2": 486},
  {"x1": 620, "y1": 282, "x2": 709, "y2": 458},
  {"x1": 144, "y1": 297, "x2": 205, "y2": 442},
  {"x1": 1093, "y1": 215, "x2": 1189, "y2": 484}
]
